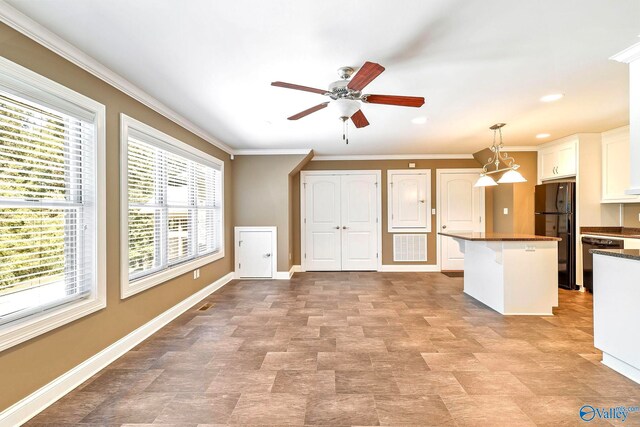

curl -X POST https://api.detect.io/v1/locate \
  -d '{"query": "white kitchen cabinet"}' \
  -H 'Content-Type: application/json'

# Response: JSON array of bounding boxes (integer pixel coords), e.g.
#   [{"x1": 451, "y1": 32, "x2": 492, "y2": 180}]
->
[
  {"x1": 601, "y1": 126, "x2": 640, "y2": 203},
  {"x1": 538, "y1": 139, "x2": 577, "y2": 181},
  {"x1": 387, "y1": 169, "x2": 431, "y2": 232}
]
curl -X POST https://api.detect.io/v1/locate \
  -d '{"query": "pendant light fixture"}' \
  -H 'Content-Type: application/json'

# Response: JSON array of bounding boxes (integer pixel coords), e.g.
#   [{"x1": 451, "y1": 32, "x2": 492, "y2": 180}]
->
[{"x1": 474, "y1": 123, "x2": 527, "y2": 187}]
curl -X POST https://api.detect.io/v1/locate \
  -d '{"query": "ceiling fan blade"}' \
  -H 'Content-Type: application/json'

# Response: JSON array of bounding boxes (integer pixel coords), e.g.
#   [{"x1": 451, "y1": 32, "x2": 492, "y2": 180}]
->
[
  {"x1": 271, "y1": 81, "x2": 327, "y2": 95},
  {"x1": 363, "y1": 94, "x2": 425, "y2": 108},
  {"x1": 287, "y1": 102, "x2": 330, "y2": 120},
  {"x1": 347, "y1": 62, "x2": 385, "y2": 91},
  {"x1": 350, "y1": 109, "x2": 369, "y2": 128}
]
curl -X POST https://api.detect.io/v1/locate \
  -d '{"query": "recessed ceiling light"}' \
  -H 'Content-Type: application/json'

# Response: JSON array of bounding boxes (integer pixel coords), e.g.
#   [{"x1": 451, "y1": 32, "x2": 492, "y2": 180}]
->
[
  {"x1": 536, "y1": 133, "x2": 551, "y2": 139},
  {"x1": 411, "y1": 116, "x2": 427, "y2": 124},
  {"x1": 540, "y1": 93, "x2": 564, "y2": 102}
]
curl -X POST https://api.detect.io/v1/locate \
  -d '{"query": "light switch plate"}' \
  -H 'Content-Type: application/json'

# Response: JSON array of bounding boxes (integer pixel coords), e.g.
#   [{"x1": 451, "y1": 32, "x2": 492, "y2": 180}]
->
[
  {"x1": 408, "y1": 162, "x2": 416, "y2": 168},
  {"x1": 503, "y1": 208, "x2": 509, "y2": 215},
  {"x1": 432, "y1": 208, "x2": 436, "y2": 215}
]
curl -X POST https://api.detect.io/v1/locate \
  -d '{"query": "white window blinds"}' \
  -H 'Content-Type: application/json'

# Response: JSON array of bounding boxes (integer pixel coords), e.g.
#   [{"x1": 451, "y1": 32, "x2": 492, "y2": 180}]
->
[
  {"x1": 126, "y1": 129, "x2": 222, "y2": 284},
  {"x1": 0, "y1": 92, "x2": 97, "y2": 325}
]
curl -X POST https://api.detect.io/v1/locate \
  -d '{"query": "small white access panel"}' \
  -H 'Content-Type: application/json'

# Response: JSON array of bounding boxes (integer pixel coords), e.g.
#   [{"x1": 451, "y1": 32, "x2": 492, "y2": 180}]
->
[
  {"x1": 235, "y1": 227, "x2": 277, "y2": 278},
  {"x1": 388, "y1": 170, "x2": 431, "y2": 232}
]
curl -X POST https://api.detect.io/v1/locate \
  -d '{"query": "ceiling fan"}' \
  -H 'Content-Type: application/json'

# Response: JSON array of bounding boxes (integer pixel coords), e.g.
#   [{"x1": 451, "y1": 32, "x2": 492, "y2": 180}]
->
[{"x1": 271, "y1": 61, "x2": 425, "y2": 143}]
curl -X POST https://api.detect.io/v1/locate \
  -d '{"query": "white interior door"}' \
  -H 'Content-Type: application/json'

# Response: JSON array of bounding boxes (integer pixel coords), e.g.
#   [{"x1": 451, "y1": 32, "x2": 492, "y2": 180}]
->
[
  {"x1": 237, "y1": 230, "x2": 273, "y2": 278},
  {"x1": 304, "y1": 175, "x2": 342, "y2": 271},
  {"x1": 439, "y1": 172, "x2": 484, "y2": 271},
  {"x1": 341, "y1": 174, "x2": 378, "y2": 271},
  {"x1": 390, "y1": 173, "x2": 428, "y2": 229},
  {"x1": 303, "y1": 172, "x2": 380, "y2": 271}
]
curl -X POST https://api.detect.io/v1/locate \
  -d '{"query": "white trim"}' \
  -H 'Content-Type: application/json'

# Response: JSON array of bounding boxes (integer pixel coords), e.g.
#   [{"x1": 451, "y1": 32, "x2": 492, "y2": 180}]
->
[
  {"x1": 387, "y1": 169, "x2": 432, "y2": 233},
  {"x1": 0, "y1": 272, "x2": 234, "y2": 427},
  {"x1": 610, "y1": 41, "x2": 640, "y2": 64},
  {"x1": 234, "y1": 226, "x2": 278, "y2": 279},
  {"x1": 300, "y1": 170, "x2": 382, "y2": 272},
  {"x1": 500, "y1": 146, "x2": 539, "y2": 152},
  {"x1": 234, "y1": 149, "x2": 312, "y2": 156},
  {"x1": 0, "y1": 2, "x2": 234, "y2": 155},
  {"x1": 435, "y1": 169, "x2": 485, "y2": 272},
  {"x1": 379, "y1": 264, "x2": 440, "y2": 272},
  {"x1": 274, "y1": 269, "x2": 293, "y2": 280},
  {"x1": 120, "y1": 114, "x2": 225, "y2": 299},
  {"x1": 602, "y1": 353, "x2": 640, "y2": 384},
  {"x1": 291, "y1": 265, "x2": 302, "y2": 273},
  {"x1": 0, "y1": 56, "x2": 107, "y2": 353},
  {"x1": 311, "y1": 154, "x2": 474, "y2": 161}
]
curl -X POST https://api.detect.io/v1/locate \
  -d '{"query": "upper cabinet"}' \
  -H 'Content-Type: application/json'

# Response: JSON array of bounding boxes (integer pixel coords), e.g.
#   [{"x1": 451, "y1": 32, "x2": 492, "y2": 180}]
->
[
  {"x1": 538, "y1": 139, "x2": 577, "y2": 181},
  {"x1": 387, "y1": 170, "x2": 431, "y2": 232},
  {"x1": 601, "y1": 126, "x2": 640, "y2": 203}
]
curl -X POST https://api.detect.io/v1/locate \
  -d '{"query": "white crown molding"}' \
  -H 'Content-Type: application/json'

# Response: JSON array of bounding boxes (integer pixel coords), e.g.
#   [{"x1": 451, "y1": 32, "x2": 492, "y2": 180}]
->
[
  {"x1": 0, "y1": 271, "x2": 235, "y2": 427},
  {"x1": 311, "y1": 154, "x2": 474, "y2": 161},
  {"x1": 0, "y1": 2, "x2": 234, "y2": 155},
  {"x1": 234, "y1": 149, "x2": 313, "y2": 156},
  {"x1": 611, "y1": 41, "x2": 640, "y2": 63}
]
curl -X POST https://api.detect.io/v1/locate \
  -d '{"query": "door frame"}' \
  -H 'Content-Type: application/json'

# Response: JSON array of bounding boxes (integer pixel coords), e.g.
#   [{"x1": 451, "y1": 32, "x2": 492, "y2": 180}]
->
[
  {"x1": 300, "y1": 170, "x2": 382, "y2": 272},
  {"x1": 234, "y1": 226, "x2": 277, "y2": 279},
  {"x1": 436, "y1": 169, "x2": 486, "y2": 271}
]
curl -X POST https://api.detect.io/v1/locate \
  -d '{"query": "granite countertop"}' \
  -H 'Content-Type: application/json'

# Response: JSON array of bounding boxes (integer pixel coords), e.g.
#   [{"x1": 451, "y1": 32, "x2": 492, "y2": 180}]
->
[
  {"x1": 590, "y1": 249, "x2": 640, "y2": 261},
  {"x1": 581, "y1": 227, "x2": 640, "y2": 239},
  {"x1": 438, "y1": 232, "x2": 562, "y2": 242}
]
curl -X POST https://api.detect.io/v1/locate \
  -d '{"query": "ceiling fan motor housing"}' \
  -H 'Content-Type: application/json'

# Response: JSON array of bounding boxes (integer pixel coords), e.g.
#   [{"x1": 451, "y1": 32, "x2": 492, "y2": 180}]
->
[{"x1": 328, "y1": 80, "x2": 361, "y2": 100}]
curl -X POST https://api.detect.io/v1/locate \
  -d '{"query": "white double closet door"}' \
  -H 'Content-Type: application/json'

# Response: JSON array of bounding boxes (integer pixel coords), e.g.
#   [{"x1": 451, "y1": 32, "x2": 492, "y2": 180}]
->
[{"x1": 304, "y1": 173, "x2": 379, "y2": 271}]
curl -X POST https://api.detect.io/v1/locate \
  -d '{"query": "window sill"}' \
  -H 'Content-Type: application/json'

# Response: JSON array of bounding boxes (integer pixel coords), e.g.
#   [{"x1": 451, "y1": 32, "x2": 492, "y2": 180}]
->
[
  {"x1": 0, "y1": 294, "x2": 106, "y2": 353},
  {"x1": 121, "y1": 251, "x2": 225, "y2": 299}
]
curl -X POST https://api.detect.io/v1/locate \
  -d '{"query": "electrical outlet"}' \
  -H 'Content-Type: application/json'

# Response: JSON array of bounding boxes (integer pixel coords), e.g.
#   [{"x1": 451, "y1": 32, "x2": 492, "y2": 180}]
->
[
  {"x1": 193, "y1": 269, "x2": 200, "y2": 279},
  {"x1": 638, "y1": 213, "x2": 640, "y2": 222},
  {"x1": 408, "y1": 162, "x2": 416, "y2": 168},
  {"x1": 431, "y1": 208, "x2": 436, "y2": 215},
  {"x1": 503, "y1": 208, "x2": 509, "y2": 215}
]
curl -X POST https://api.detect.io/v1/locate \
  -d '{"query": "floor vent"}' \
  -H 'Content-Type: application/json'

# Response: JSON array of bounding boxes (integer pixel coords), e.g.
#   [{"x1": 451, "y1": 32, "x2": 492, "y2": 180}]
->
[
  {"x1": 393, "y1": 234, "x2": 427, "y2": 262},
  {"x1": 197, "y1": 302, "x2": 213, "y2": 311}
]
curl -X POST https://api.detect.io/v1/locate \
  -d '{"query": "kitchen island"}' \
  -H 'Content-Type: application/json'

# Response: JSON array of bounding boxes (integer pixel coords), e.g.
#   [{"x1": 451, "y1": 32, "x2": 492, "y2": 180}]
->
[
  {"x1": 438, "y1": 232, "x2": 561, "y2": 315},
  {"x1": 591, "y1": 249, "x2": 640, "y2": 384}
]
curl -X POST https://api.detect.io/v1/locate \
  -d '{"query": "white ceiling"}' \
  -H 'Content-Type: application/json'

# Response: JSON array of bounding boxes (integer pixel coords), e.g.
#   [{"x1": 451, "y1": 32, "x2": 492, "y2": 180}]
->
[{"x1": 5, "y1": 0, "x2": 640, "y2": 154}]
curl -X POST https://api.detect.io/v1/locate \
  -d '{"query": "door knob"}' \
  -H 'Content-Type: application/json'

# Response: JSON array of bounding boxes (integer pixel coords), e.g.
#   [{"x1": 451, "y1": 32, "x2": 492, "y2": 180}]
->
[
  {"x1": 334, "y1": 226, "x2": 340, "y2": 229},
  {"x1": 342, "y1": 226, "x2": 348, "y2": 229},
  {"x1": 419, "y1": 200, "x2": 425, "y2": 204},
  {"x1": 442, "y1": 225, "x2": 447, "y2": 229},
  {"x1": 265, "y1": 253, "x2": 271, "y2": 257}
]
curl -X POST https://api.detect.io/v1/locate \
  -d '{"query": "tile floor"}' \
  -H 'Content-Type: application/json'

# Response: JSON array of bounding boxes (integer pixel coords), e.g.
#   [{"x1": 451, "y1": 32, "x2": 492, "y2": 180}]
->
[{"x1": 26, "y1": 272, "x2": 640, "y2": 426}]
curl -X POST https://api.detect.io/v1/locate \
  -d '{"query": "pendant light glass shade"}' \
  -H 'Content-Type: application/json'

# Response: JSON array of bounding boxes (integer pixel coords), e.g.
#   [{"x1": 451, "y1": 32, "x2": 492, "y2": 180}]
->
[
  {"x1": 331, "y1": 98, "x2": 361, "y2": 118},
  {"x1": 497, "y1": 169, "x2": 527, "y2": 184},
  {"x1": 474, "y1": 174, "x2": 498, "y2": 187}
]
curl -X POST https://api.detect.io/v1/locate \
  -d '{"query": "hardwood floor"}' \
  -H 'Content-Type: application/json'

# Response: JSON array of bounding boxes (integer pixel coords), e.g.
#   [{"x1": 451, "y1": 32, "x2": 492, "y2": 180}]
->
[{"x1": 26, "y1": 272, "x2": 640, "y2": 426}]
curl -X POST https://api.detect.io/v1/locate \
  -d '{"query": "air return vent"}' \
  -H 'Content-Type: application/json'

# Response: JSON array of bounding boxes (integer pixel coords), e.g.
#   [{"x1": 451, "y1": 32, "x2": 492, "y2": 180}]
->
[{"x1": 393, "y1": 234, "x2": 427, "y2": 262}]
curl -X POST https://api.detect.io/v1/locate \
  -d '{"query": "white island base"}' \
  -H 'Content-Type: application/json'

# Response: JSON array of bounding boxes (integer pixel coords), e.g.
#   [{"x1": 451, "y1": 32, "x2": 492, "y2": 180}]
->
[
  {"x1": 593, "y1": 251, "x2": 640, "y2": 384},
  {"x1": 452, "y1": 238, "x2": 559, "y2": 315}
]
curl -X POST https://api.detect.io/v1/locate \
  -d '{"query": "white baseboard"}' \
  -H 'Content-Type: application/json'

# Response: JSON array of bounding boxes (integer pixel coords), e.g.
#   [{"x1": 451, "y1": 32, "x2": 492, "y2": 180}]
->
[
  {"x1": 0, "y1": 272, "x2": 235, "y2": 427},
  {"x1": 602, "y1": 353, "x2": 640, "y2": 384},
  {"x1": 379, "y1": 264, "x2": 440, "y2": 272}
]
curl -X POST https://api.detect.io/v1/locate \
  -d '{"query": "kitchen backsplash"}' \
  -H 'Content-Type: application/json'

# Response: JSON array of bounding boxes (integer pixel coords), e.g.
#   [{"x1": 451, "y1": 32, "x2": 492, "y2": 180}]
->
[{"x1": 623, "y1": 204, "x2": 640, "y2": 227}]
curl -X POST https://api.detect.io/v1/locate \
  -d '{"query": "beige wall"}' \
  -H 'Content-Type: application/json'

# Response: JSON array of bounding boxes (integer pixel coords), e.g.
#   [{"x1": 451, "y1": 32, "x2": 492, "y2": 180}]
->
[
  {"x1": 232, "y1": 154, "x2": 311, "y2": 271},
  {"x1": 294, "y1": 158, "x2": 485, "y2": 266},
  {"x1": 0, "y1": 23, "x2": 234, "y2": 411},
  {"x1": 623, "y1": 204, "x2": 640, "y2": 227},
  {"x1": 472, "y1": 151, "x2": 537, "y2": 234}
]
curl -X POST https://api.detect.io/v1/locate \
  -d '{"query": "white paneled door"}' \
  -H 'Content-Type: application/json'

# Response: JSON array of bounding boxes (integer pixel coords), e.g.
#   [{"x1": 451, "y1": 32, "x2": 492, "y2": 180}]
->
[
  {"x1": 303, "y1": 172, "x2": 379, "y2": 271},
  {"x1": 438, "y1": 171, "x2": 485, "y2": 271},
  {"x1": 236, "y1": 228, "x2": 275, "y2": 278}
]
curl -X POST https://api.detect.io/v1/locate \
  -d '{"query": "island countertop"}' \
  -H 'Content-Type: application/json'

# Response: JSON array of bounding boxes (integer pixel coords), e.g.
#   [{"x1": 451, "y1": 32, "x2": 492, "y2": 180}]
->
[
  {"x1": 438, "y1": 231, "x2": 561, "y2": 242},
  {"x1": 591, "y1": 248, "x2": 640, "y2": 261}
]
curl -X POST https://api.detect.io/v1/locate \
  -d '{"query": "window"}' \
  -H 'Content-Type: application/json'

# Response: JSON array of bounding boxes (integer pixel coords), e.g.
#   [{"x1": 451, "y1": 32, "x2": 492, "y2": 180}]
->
[
  {"x1": 0, "y1": 58, "x2": 106, "y2": 352},
  {"x1": 121, "y1": 114, "x2": 224, "y2": 298}
]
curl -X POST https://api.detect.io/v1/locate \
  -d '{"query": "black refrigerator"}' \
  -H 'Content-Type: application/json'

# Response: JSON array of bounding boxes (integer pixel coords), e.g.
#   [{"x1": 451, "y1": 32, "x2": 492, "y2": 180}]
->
[{"x1": 534, "y1": 182, "x2": 576, "y2": 290}]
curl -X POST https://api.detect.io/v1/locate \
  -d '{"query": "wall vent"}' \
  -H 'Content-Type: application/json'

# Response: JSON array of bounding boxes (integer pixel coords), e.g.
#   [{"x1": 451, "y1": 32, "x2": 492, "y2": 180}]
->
[{"x1": 393, "y1": 234, "x2": 427, "y2": 262}]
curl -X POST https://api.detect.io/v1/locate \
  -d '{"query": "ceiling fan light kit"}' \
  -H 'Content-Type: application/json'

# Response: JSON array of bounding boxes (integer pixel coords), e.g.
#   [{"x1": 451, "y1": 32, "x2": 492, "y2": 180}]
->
[
  {"x1": 474, "y1": 123, "x2": 527, "y2": 187},
  {"x1": 271, "y1": 61, "x2": 425, "y2": 144}
]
